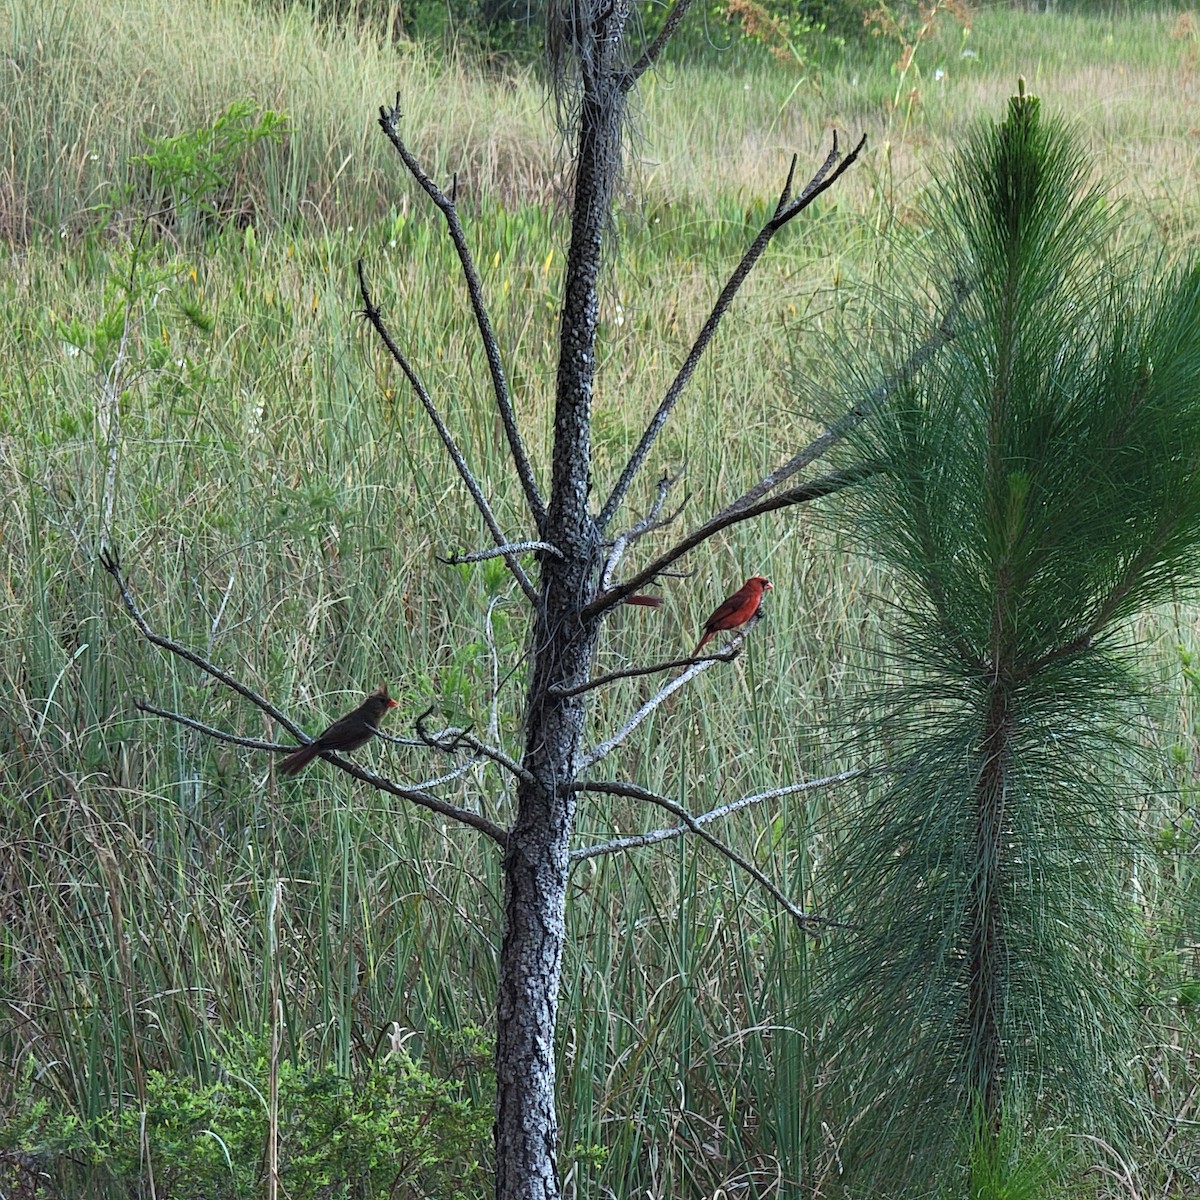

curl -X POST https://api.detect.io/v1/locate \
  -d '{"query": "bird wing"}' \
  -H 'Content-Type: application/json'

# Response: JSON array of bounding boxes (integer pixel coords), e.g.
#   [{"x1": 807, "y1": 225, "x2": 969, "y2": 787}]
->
[{"x1": 704, "y1": 581, "x2": 755, "y2": 630}]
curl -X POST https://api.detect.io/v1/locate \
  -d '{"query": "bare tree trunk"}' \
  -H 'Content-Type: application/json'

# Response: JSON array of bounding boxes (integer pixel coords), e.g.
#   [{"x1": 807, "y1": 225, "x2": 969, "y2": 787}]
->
[
  {"x1": 494, "y1": 607, "x2": 598, "y2": 1199},
  {"x1": 493, "y1": 3, "x2": 630, "y2": 1196}
]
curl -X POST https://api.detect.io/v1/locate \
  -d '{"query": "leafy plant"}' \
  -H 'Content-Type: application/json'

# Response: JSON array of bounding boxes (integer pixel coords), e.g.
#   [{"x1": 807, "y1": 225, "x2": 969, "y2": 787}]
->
[
  {"x1": 5, "y1": 1043, "x2": 493, "y2": 1199},
  {"x1": 129, "y1": 100, "x2": 289, "y2": 235}
]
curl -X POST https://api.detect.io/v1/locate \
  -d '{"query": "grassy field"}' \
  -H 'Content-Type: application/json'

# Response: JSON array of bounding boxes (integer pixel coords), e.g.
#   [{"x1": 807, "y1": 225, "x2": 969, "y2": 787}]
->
[{"x1": 3, "y1": 0, "x2": 1200, "y2": 1194}]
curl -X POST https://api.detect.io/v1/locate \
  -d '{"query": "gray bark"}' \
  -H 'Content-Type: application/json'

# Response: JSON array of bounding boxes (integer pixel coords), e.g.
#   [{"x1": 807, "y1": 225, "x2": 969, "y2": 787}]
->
[{"x1": 493, "y1": 1, "x2": 630, "y2": 1196}]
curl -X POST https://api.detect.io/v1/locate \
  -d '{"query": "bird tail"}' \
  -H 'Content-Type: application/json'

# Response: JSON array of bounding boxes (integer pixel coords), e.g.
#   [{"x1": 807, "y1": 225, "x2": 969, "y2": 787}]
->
[
  {"x1": 693, "y1": 632, "x2": 713, "y2": 656},
  {"x1": 277, "y1": 743, "x2": 320, "y2": 776}
]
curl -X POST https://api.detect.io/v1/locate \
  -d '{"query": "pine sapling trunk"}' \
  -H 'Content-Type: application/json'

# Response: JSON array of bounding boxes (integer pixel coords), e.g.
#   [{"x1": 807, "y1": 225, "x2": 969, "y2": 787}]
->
[{"x1": 969, "y1": 679, "x2": 1011, "y2": 1132}]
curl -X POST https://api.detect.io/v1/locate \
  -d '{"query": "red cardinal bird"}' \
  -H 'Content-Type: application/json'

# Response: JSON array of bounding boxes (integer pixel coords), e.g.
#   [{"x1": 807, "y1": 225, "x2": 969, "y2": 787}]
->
[
  {"x1": 693, "y1": 576, "x2": 773, "y2": 655},
  {"x1": 277, "y1": 684, "x2": 398, "y2": 775}
]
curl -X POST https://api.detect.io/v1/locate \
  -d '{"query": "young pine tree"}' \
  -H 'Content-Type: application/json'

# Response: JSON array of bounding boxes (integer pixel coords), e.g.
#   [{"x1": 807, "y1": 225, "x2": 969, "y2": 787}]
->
[{"x1": 821, "y1": 83, "x2": 1200, "y2": 1192}]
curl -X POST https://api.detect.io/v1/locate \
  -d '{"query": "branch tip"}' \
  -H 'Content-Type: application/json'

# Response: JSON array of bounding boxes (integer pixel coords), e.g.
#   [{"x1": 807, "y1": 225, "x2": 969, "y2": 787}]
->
[
  {"x1": 597, "y1": 135, "x2": 863, "y2": 529},
  {"x1": 779, "y1": 153, "x2": 799, "y2": 208},
  {"x1": 371, "y1": 112, "x2": 546, "y2": 529}
]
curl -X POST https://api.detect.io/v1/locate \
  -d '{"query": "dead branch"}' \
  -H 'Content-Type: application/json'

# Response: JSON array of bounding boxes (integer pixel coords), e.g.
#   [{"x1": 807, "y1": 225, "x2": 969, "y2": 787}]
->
[
  {"x1": 571, "y1": 778, "x2": 853, "y2": 932},
  {"x1": 440, "y1": 540, "x2": 565, "y2": 565},
  {"x1": 585, "y1": 282, "x2": 969, "y2": 614},
  {"x1": 376, "y1": 101, "x2": 546, "y2": 531},
  {"x1": 723, "y1": 277, "x2": 970, "y2": 518},
  {"x1": 100, "y1": 548, "x2": 304, "y2": 737},
  {"x1": 572, "y1": 765, "x2": 873, "y2": 863},
  {"x1": 600, "y1": 468, "x2": 685, "y2": 592},
  {"x1": 546, "y1": 646, "x2": 739, "y2": 699},
  {"x1": 622, "y1": 0, "x2": 698, "y2": 89},
  {"x1": 137, "y1": 700, "x2": 489, "y2": 792},
  {"x1": 100, "y1": 549, "x2": 508, "y2": 846},
  {"x1": 410, "y1": 759, "x2": 492, "y2": 790},
  {"x1": 137, "y1": 696, "x2": 440, "y2": 753},
  {"x1": 597, "y1": 132, "x2": 867, "y2": 531},
  {"x1": 357, "y1": 261, "x2": 539, "y2": 605},
  {"x1": 585, "y1": 465, "x2": 875, "y2": 618},
  {"x1": 415, "y1": 707, "x2": 535, "y2": 786},
  {"x1": 577, "y1": 620, "x2": 762, "y2": 770},
  {"x1": 134, "y1": 700, "x2": 284, "y2": 751}
]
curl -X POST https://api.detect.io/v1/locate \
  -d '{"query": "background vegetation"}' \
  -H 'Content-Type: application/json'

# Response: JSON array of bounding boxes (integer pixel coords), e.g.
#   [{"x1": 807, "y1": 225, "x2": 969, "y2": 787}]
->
[{"x1": 2, "y1": 0, "x2": 1199, "y2": 1194}]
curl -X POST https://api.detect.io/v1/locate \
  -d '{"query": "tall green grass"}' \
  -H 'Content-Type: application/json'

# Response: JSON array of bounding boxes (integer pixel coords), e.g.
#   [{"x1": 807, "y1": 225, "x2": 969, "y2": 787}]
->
[
  {"x1": 0, "y1": 212, "x2": 870, "y2": 1194},
  {"x1": 3, "y1": 0, "x2": 1198, "y2": 237},
  {"x1": 2, "y1": 0, "x2": 1199, "y2": 1193}
]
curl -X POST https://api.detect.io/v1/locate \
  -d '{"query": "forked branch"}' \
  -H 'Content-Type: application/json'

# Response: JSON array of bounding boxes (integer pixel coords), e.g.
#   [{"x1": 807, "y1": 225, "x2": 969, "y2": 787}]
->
[
  {"x1": 621, "y1": 0, "x2": 698, "y2": 89},
  {"x1": 99, "y1": 548, "x2": 508, "y2": 846},
  {"x1": 587, "y1": 280, "x2": 968, "y2": 614},
  {"x1": 598, "y1": 132, "x2": 867, "y2": 530},
  {"x1": 600, "y1": 468, "x2": 685, "y2": 591}
]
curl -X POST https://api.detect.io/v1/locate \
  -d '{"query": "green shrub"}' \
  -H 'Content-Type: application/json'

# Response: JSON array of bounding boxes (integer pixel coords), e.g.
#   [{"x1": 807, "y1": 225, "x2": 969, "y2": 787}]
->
[{"x1": 4, "y1": 1042, "x2": 492, "y2": 1199}]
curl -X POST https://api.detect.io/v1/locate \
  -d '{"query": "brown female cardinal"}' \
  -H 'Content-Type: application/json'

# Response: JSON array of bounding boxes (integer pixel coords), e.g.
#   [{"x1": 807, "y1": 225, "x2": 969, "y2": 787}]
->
[
  {"x1": 277, "y1": 684, "x2": 398, "y2": 775},
  {"x1": 694, "y1": 576, "x2": 773, "y2": 654}
]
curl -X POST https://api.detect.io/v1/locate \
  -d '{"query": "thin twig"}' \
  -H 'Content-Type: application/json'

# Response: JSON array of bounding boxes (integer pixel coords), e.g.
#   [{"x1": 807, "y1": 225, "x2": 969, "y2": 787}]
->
[
  {"x1": 100, "y1": 549, "x2": 508, "y2": 846},
  {"x1": 134, "y1": 700, "x2": 284, "y2": 750},
  {"x1": 572, "y1": 779, "x2": 853, "y2": 933},
  {"x1": 571, "y1": 767, "x2": 871, "y2": 859},
  {"x1": 358, "y1": 261, "x2": 538, "y2": 605},
  {"x1": 577, "y1": 623, "x2": 762, "y2": 769},
  {"x1": 547, "y1": 646, "x2": 740, "y2": 699},
  {"x1": 415, "y1": 707, "x2": 535, "y2": 786},
  {"x1": 600, "y1": 468, "x2": 684, "y2": 592},
  {"x1": 376, "y1": 102, "x2": 547, "y2": 531},
  {"x1": 585, "y1": 465, "x2": 876, "y2": 619},
  {"x1": 411, "y1": 759, "x2": 489, "y2": 791},
  {"x1": 726, "y1": 278, "x2": 970, "y2": 518},
  {"x1": 439, "y1": 540, "x2": 564, "y2": 565},
  {"x1": 597, "y1": 133, "x2": 867, "y2": 530}
]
